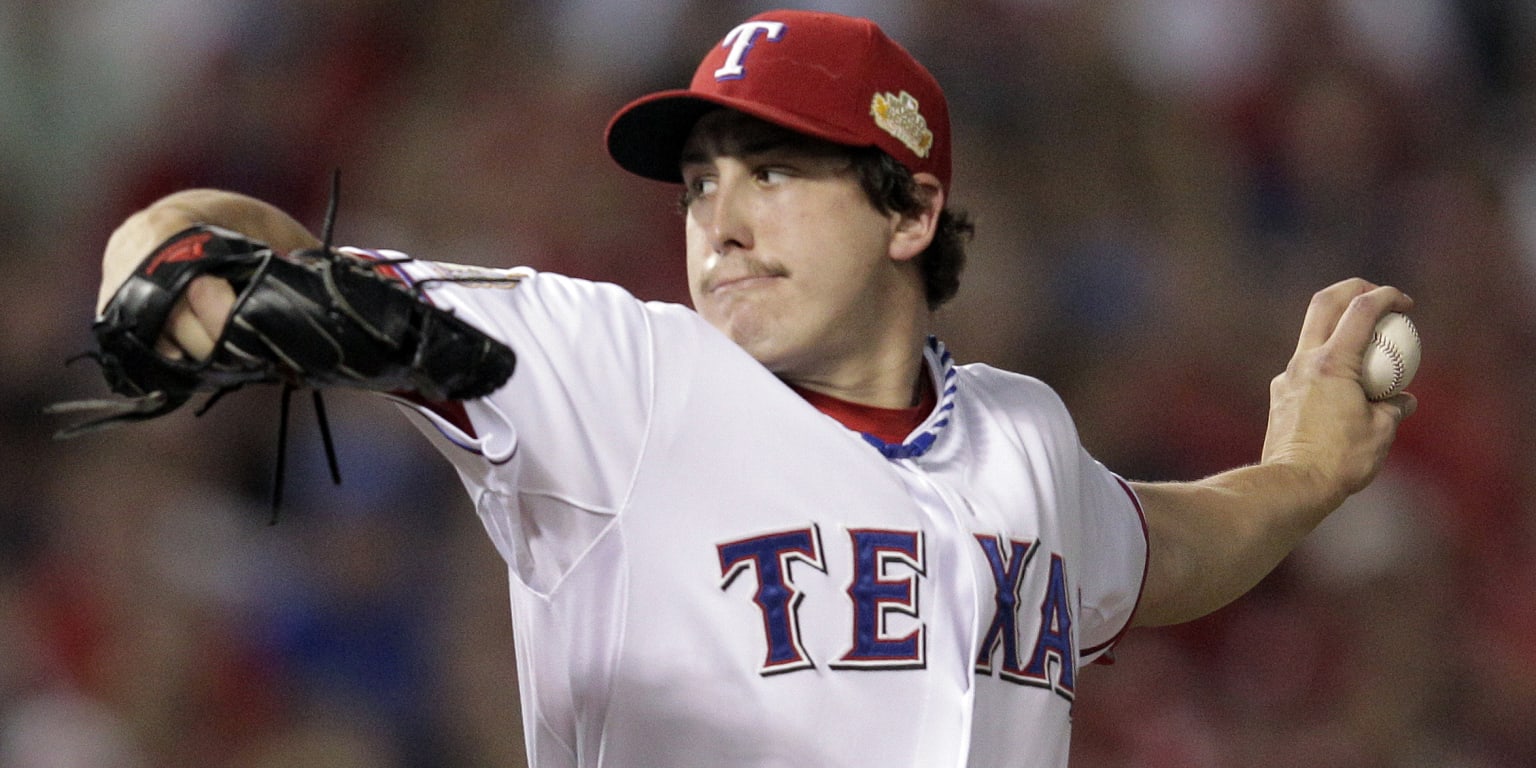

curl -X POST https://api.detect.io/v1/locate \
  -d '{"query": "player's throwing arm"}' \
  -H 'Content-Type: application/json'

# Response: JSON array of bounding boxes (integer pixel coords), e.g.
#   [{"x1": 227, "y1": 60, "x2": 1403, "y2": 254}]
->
[{"x1": 1130, "y1": 278, "x2": 1418, "y2": 627}]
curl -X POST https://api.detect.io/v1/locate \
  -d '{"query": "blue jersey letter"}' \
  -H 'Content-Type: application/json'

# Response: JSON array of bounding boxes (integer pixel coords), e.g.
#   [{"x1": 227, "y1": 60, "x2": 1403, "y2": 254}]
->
[
  {"x1": 833, "y1": 529, "x2": 926, "y2": 669},
  {"x1": 718, "y1": 526, "x2": 826, "y2": 675}
]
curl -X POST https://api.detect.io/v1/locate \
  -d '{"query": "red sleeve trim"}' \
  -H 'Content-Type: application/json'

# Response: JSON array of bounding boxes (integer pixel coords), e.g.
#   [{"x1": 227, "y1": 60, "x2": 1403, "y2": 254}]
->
[{"x1": 390, "y1": 391, "x2": 477, "y2": 437}]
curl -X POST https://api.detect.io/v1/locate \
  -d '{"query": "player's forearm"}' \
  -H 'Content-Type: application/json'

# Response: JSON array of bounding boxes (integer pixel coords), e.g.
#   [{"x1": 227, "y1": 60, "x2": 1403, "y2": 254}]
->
[{"x1": 1129, "y1": 462, "x2": 1341, "y2": 627}]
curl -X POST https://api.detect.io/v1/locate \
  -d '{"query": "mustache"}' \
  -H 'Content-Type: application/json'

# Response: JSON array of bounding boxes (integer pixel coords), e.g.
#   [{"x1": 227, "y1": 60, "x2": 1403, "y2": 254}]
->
[{"x1": 700, "y1": 258, "x2": 790, "y2": 293}]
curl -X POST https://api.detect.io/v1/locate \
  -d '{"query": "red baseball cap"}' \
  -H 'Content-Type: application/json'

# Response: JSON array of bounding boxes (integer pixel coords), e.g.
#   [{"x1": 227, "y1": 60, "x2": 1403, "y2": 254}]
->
[{"x1": 605, "y1": 10, "x2": 951, "y2": 188}]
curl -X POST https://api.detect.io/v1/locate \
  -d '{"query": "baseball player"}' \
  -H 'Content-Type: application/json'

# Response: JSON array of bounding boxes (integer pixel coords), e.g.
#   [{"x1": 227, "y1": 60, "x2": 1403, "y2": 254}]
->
[{"x1": 64, "y1": 9, "x2": 1415, "y2": 767}]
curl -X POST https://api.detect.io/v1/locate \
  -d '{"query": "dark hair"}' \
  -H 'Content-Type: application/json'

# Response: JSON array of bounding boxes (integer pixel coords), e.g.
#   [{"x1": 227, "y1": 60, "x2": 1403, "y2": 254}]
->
[{"x1": 847, "y1": 148, "x2": 973, "y2": 310}]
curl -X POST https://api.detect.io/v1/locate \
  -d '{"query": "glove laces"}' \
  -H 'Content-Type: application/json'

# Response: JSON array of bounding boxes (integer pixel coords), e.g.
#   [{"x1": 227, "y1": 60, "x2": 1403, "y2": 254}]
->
[{"x1": 265, "y1": 170, "x2": 346, "y2": 523}]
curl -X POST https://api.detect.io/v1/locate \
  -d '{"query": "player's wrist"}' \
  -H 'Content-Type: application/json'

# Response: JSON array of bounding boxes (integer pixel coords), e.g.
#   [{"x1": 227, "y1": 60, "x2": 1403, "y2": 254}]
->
[{"x1": 1252, "y1": 457, "x2": 1352, "y2": 527}]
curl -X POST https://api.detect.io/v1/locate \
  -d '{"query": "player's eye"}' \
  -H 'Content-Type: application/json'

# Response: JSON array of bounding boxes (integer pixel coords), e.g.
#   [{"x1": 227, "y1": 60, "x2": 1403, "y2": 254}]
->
[
  {"x1": 679, "y1": 175, "x2": 717, "y2": 209},
  {"x1": 690, "y1": 176, "x2": 717, "y2": 198},
  {"x1": 753, "y1": 167, "x2": 789, "y2": 186}
]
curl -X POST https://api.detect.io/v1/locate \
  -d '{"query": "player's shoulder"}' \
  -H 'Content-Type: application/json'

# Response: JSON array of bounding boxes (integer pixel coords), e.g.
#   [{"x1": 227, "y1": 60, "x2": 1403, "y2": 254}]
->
[
  {"x1": 950, "y1": 361, "x2": 1084, "y2": 446},
  {"x1": 515, "y1": 271, "x2": 705, "y2": 330},
  {"x1": 953, "y1": 361, "x2": 1069, "y2": 416}
]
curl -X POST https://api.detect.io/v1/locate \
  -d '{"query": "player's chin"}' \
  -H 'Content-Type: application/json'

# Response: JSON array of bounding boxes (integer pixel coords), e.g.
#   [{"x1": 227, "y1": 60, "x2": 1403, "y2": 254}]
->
[
  {"x1": 702, "y1": 298, "x2": 762, "y2": 338},
  {"x1": 714, "y1": 315, "x2": 789, "y2": 368},
  {"x1": 723, "y1": 323, "x2": 775, "y2": 360}
]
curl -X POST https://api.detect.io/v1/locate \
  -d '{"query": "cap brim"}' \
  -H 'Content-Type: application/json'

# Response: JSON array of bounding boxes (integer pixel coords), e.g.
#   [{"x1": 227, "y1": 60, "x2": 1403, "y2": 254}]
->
[{"x1": 605, "y1": 90, "x2": 873, "y2": 184}]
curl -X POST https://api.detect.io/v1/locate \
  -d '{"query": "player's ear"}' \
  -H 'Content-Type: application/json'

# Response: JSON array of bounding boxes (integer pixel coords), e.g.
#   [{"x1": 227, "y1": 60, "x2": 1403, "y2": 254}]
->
[{"x1": 889, "y1": 173, "x2": 944, "y2": 264}]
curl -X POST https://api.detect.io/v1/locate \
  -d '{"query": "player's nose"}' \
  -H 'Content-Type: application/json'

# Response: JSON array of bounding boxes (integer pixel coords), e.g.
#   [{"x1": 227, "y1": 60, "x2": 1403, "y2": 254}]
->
[{"x1": 702, "y1": 173, "x2": 754, "y2": 254}]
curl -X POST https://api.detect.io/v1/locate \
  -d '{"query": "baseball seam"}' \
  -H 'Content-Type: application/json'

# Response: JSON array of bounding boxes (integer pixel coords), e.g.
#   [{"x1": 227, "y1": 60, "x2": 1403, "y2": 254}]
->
[{"x1": 1369, "y1": 332, "x2": 1404, "y2": 400}]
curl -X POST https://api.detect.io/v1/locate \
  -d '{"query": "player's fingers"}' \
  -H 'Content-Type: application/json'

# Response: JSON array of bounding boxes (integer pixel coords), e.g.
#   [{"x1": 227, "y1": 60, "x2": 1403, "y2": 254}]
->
[
  {"x1": 154, "y1": 335, "x2": 184, "y2": 360},
  {"x1": 163, "y1": 296, "x2": 220, "y2": 361},
  {"x1": 1294, "y1": 279, "x2": 1415, "y2": 356},
  {"x1": 1294, "y1": 278, "x2": 1378, "y2": 354},
  {"x1": 1322, "y1": 285, "x2": 1414, "y2": 359},
  {"x1": 185, "y1": 275, "x2": 237, "y2": 340},
  {"x1": 1376, "y1": 391, "x2": 1417, "y2": 424}
]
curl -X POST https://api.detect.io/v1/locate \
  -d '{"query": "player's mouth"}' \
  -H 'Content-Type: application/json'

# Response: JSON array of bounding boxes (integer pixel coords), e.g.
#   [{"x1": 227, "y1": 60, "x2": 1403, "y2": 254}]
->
[{"x1": 703, "y1": 265, "x2": 789, "y2": 295}]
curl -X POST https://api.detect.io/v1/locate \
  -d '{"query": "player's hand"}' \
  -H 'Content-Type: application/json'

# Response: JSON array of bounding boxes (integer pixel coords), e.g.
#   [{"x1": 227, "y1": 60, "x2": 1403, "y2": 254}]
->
[
  {"x1": 1260, "y1": 278, "x2": 1416, "y2": 508},
  {"x1": 99, "y1": 190, "x2": 320, "y2": 360}
]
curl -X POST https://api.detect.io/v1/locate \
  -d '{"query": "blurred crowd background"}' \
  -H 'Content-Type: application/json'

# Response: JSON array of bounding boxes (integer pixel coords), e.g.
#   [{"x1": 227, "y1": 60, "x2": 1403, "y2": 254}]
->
[{"x1": 2, "y1": 0, "x2": 1533, "y2": 766}]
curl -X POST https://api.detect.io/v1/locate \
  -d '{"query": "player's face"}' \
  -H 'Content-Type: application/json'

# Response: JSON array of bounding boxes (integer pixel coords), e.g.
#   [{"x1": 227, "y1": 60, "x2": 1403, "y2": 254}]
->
[{"x1": 680, "y1": 111, "x2": 916, "y2": 380}]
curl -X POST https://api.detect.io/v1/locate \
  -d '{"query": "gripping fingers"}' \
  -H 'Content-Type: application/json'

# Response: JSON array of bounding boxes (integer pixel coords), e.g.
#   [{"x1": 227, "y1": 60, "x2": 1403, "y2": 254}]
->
[
  {"x1": 1294, "y1": 278, "x2": 1379, "y2": 354},
  {"x1": 160, "y1": 300, "x2": 217, "y2": 360},
  {"x1": 1376, "y1": 391, "x2": 1418, "y2": 424},
  {"x1": 157, "y1": 276, "x2": 237, "y2": 361},
  {"x1": 1330, "y1": 286, "x2": 1414, "y2": 356},
  {"x1": 1294, "y1": 279, "x2": 1413, "y2": 357}
]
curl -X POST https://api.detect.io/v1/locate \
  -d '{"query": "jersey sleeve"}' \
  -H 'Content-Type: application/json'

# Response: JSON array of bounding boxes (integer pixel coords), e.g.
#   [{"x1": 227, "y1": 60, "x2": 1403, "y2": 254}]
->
[
  {"x1": 961, "y1": 366, "x2": 1149, "y2": 666},
  {"x1": 355, "y1": 255, "x2": 659, "y2": 593},
  {"x1": 1073, "y1": 455, "x2": 1148, "y2": 664}
]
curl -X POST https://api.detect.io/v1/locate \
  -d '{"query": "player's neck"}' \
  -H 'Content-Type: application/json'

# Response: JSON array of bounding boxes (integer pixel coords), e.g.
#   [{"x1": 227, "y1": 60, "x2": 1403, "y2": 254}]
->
[
  {"x1": 780, "y1": 332, "x2": 930, "y2": 409},
  {"x1": 777, "y1": 286, "x2": 931, "y2": 408}
]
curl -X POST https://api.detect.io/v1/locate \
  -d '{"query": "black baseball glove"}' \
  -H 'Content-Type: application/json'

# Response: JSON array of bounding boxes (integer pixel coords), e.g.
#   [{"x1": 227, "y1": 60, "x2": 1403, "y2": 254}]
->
[{"x1": 50, "y1": 224, "x2": 517, "y2": 438}]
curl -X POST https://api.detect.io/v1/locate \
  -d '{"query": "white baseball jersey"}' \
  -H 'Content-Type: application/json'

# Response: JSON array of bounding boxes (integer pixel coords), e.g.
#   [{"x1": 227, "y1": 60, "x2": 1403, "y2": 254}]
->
[{"x1": 360, "y1": 254, "x2": 1148, "y2": 768}]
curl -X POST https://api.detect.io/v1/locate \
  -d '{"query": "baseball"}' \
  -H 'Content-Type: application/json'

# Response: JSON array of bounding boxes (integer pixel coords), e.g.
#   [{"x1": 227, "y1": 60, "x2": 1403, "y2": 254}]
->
[{"x1": 1360, "y1": 312, "x2": 1420, "y2": 401}]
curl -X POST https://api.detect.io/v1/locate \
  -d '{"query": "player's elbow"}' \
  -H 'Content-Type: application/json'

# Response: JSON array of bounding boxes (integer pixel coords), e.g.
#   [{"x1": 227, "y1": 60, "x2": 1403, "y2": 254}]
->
[{"x1": 1127, "y1": 481, "x2": 1279, "y2": 628}]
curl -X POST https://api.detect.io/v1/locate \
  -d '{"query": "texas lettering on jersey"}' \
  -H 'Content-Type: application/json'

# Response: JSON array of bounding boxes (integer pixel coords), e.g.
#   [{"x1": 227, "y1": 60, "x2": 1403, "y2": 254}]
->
[{"x1": 717, "y1": 525, "x2": 1077, "y2": 702}]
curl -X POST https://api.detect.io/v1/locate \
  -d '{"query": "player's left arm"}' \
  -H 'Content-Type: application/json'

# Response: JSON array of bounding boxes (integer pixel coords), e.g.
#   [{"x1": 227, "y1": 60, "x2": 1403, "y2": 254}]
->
[{"x1": 1128, "y1": 279, "x2": 1416, "y2": 627}]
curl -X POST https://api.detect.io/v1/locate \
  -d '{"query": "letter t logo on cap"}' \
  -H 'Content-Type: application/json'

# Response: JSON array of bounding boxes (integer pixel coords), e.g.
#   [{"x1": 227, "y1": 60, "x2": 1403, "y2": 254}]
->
[{"x1": 713, "y1": 21, "x2": 786, "y2": 81}]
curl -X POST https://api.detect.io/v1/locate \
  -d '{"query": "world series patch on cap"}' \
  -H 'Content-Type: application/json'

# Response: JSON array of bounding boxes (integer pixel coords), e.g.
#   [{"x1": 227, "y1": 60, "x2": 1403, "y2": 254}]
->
[{"x1": 605, "y1": 9, "x2": 952, "y2": 188}]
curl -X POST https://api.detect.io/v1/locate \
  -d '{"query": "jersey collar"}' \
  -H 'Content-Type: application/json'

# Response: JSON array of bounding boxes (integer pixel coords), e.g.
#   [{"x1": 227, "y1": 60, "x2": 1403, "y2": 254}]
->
[{"x1": 860, "y1": 337, "x2": 957, "y2": 460}]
